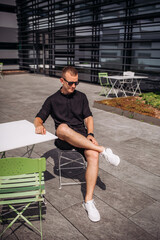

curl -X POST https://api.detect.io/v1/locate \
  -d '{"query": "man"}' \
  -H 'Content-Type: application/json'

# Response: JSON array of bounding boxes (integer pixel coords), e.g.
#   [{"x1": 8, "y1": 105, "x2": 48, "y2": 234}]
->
[{"x1": 34, "y1": 66, "x2": 120, "y2": 222}]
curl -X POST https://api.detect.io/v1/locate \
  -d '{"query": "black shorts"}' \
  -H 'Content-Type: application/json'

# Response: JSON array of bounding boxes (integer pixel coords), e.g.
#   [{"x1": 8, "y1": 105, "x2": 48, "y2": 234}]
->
[{"x1": 55, "y1": 125, "x2": 87, "y2": 157}]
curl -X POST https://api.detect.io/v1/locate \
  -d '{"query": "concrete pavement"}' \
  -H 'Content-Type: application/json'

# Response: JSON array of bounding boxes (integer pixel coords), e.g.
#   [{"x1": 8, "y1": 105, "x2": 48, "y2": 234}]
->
[{"x1": 0, "y1": 73, "x2": 160, "y2": 240}]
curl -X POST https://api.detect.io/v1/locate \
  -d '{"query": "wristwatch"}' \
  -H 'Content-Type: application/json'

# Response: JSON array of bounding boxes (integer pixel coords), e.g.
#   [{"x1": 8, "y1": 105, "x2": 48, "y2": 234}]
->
[{"x1": 87, "y1": 133, "x2": 94, "y2": 137}]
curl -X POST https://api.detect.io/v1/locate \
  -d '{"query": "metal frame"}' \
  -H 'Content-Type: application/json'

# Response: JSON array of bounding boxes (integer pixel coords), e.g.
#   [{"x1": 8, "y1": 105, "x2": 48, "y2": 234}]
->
[{"x1": 57, "y1": 149, "x2": 86, "y2": 190}]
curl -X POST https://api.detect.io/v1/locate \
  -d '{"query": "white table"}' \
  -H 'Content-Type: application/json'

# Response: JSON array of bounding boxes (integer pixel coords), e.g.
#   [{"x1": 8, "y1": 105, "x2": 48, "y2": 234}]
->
[
  {"x1": 0, "y1": 120, "x2": 57, "y2": 158},
  {"x1": 108, "y1": 75, "x2": 148, "y2": 97}
]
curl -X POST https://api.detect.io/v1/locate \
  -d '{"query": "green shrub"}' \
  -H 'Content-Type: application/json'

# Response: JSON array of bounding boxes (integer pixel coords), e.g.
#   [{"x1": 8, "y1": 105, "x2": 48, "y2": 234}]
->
[{"x1": 140, "y1": 92, "x2": 160, "y2": 110}]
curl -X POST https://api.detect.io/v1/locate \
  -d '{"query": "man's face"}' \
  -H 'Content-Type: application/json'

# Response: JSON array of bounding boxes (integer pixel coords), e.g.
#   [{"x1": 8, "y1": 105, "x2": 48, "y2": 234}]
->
[{"x1": 60, "y1": 71, "x2": 79, "y2": 94}]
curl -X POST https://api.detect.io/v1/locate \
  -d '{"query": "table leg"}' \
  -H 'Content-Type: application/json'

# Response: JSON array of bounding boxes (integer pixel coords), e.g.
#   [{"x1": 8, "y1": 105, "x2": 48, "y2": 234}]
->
[
  {"x1": 107, "y1": 79, "x2": 118, "y2": 98},
  {"x1": 118, "y1": 80, "x2": 127, "y2": 97},
  {"x1": 0, "y1": 152, "x2": 6, "y2": 158},
  {"x1": 0, "y1": 145, "x2": 35, "y2": 159},
  {"x1": 21, "y1": 144, "x2": 35, "y2": 157},
  {"x1": 133, "y1": 79, "x2": 141, "y2": 96}
]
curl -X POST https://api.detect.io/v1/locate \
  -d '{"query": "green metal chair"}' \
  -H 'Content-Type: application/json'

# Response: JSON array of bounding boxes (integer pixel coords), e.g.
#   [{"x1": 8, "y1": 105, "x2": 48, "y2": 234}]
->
[
  {"x1": 0, "y1": 157, "x2": 46, "y2": 239},
  {"x1": 0, "y1": 63, "x2": 3, "y2": 79},
  {"x1": 98, "y1": 72, "x2": 110, "y2": 97}
]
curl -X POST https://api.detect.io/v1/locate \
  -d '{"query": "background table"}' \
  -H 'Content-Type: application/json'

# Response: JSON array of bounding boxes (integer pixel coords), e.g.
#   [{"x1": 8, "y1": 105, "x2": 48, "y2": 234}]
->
[
  {"x1": 108, "y1": 75, "x2": 148, "y2": 97},
  {"x1": 0, "y1": 120, "x2": 57, "y2": 158}
]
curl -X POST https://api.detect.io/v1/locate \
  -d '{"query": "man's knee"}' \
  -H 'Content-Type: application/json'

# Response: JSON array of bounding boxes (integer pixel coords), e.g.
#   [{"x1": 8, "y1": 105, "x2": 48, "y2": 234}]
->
[
  {"x1": 56, "y1": 123, "x2": 70, "y2": 139},
  {"x1": 85, "y1": 150, "x2": 99, "y2": 166}
]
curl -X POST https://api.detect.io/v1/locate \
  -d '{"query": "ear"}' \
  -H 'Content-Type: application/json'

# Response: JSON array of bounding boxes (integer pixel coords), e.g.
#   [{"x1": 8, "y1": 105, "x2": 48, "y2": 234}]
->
[{"x1": 60, "y1": 78, "x2": 64, "y2": 84}]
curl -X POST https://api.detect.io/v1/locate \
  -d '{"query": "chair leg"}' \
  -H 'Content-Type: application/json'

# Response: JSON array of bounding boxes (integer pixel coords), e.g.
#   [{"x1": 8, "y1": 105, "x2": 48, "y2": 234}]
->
[
  {"x1": 58, "y1": 151, "x2": 62, "y2": 189},
  {"x1": 99, "y1": 86, "x2": 106, "y2": 96},
  {"x1": 57, "y1": 149, "x2": 86, "y2": 189},
  {"x1": 39, "y1": 201, "x2": 43, "y2": 240},
  {"x1": 0, "y1": 203, "x2": 43, "y2": 238},
  {"x1": 59, "y1": 164, "x2": 62, "y2": 189},
  {"x1": 0, "y1": 203, "x2": 30, "y2": 237}
]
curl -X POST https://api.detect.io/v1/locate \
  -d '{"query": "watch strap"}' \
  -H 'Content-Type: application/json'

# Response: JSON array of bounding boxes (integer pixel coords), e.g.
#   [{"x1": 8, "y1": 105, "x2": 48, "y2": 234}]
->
[{"x1": 87, "y1": 133, "x2": 94, "y2": 137}]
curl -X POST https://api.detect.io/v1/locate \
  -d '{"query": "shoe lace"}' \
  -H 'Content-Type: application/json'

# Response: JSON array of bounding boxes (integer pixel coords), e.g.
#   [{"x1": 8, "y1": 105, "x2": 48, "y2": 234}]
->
[{"x1": 90, "y1": 200, "x2": 96, "y2": 209}]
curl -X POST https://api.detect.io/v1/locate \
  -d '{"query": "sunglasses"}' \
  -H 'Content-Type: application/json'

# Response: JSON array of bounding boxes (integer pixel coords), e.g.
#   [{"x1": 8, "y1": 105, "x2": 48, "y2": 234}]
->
[{"x1": 63, "y1": 78, "x2": 79, "y2": 86}]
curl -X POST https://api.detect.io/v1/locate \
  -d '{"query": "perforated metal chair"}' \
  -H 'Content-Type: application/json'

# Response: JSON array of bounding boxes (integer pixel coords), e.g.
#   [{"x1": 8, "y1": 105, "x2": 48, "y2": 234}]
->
[
  {"x1": 98, "y1": 72, "x2": 110, "y2": 97},
  {"x1": 0, "y1": 63, "x2": 3, "y2": 79},
  {"x1": 99, "y1": 72, "x2": 119, "y2": 97},
  {"x1": 57, "y1": 149, "x2": 86, "y2": 189},
  {"x1": 0, "y1": 157, "x2": 46, "y2": 239}
]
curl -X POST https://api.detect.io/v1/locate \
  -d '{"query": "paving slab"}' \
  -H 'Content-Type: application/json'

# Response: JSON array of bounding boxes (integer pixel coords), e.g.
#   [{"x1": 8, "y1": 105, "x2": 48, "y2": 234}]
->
[
  {"x1": 130, "y1": 201, "x2": 160, "y2": 239},
  {"x1": 93, "y1": 169, "x2": 155, "y2": 218},
  {"x1": 62, "y1": 198, "x2": 156, "y2": 240},
  {"x1": 99, "y1": 157, "x2": 160, "y2": 202}
]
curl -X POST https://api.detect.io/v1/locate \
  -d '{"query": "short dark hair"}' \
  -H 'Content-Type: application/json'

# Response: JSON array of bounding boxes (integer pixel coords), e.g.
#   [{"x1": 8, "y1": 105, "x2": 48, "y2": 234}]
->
[{"x1": 62, "y1": 66, "x2": 78, "y2": 78}]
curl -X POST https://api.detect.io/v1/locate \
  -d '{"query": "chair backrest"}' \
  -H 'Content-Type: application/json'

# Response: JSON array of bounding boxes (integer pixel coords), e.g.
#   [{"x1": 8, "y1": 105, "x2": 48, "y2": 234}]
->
[
  {"x1": 0, "y1": 62, "x2": 3, "y2": 70},
  {"x1": 123, "y1": 71, "x2": 135, "y2": 77},
  {"x1": 98, "y1": 72, "x2": 108, "y2": 78},
  {"x1": 98, "y1": 72, "x2": 108, "y2": 86},
  {"x1": 0, "y1": 157, "x2": 46, "y2": 176},
  {"x1": 0, "y1": 157, "x2": 46, "y2": 205}
]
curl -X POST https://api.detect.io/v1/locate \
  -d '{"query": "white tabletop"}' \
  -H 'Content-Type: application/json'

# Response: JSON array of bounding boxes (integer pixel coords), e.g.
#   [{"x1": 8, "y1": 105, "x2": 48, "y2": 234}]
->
[
  {"x1": 0, "y1": 120, "x2": 57, "y2": 152},
  {"x1": 108, "y1": 75, "x2": 148, "y2": 80}
]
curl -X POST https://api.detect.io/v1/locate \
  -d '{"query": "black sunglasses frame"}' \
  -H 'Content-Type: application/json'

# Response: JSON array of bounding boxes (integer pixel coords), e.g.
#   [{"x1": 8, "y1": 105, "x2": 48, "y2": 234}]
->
[{"x1": 63, "y1": 78, "x2": 79, "y2": 86}]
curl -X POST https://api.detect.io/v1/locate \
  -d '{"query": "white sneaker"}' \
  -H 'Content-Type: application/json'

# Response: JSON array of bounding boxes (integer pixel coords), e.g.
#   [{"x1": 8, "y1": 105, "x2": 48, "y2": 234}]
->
[
  {"x1": 101, "y1": 148, "x2": 120, "y2": 166},
  {"x1": 82, "y1": 199, "x2": 100, "y2": 222}
]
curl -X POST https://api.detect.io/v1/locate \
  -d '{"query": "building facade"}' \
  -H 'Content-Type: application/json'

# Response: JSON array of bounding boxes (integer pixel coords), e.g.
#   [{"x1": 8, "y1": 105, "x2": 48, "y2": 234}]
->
[
  {"x1": 16, "y1": 0, "x2": 160, "y2": 90},
  {"x1": 0, "y1": 0, "x2": 19, "y2": 70}
]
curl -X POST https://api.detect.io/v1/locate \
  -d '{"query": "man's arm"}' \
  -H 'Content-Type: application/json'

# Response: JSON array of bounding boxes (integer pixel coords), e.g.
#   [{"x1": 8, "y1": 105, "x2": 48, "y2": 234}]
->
[
  {"x1": 84, "y1": 116, "x2": 98, "y2": 145},
  {"x1": 85, "y1": 116, "x2": 94, "y2": 134},
  {"x1": 34, "y1": 117, "x2": 46, "y2": 135}
]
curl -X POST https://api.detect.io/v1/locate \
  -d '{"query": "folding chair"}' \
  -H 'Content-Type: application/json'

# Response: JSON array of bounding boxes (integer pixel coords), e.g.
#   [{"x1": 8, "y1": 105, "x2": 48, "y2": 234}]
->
[
  {"x1": 98, "y1": 73, "x2": 110, "y2": 97},
  {"x1": 99, "y1": 73, "x2": 119, "y2": 97},
  {"x1": 123, "y1": 71, "x2": 135, "y2": 77},
  {"x1": 0, "y1": 157, "x2": 46, "y2": 239},
  {"x1": 57, "y1": 149, "x2": 86, "y2": 189},
  {"x1": 119, "y1": 71, "x2": 135, "y2": 96},
  {"x1": 0, "y1": 63, "x2": 3, "y2": 79}
]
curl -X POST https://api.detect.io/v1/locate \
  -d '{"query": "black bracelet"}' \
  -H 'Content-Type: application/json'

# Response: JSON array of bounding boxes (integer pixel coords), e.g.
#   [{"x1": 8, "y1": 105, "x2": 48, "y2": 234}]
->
[{"x1": 87, "y1": 133, "x2": 94, "y2": 137}]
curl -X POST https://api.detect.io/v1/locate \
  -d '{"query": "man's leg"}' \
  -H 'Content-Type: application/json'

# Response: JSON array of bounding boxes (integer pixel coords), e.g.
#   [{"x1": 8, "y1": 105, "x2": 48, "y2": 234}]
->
[
  {"x1": 84, "y1": 149, "x2": 99, "y2": 202},
  {"x1": 82, "y1": 149, "x2": 100, "y2": 222},
  {"x1": 56, "y1": 123, "x2": 104, "y2": 152},
  {"x1": 56, "y1": 123, "x2": 120, "y2": 167},
  {"x1": 56, "y1": 124, "x2": 120, "y2": 222}
]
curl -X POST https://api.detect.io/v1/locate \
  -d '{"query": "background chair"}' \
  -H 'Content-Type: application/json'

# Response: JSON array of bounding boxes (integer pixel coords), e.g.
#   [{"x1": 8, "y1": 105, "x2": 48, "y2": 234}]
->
[
  {"x1": 0, "y1": 157, "x2": 46, "y2": 239},
  {"x1": 98, "y1": 72, "x2": 110, "y2": 97},
  {"x1": 99, "y1": 72, "x2": 119, "y2": 98},
  {"x1": 0, "y1": 63, "x2": 3, "y2": 79},
  {"x1": 118, "y1": 71, "x2": 135, "y2": 96},
  {"x1": 123, "y1": 71, "x2": 135, "y2": 77},
  {"x1": 57, "y1": 149, "x2": 86, "y2": 189}
]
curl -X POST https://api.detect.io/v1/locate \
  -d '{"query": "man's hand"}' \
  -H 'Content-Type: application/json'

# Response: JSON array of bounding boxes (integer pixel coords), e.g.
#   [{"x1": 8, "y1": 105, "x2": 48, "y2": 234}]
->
[
  {"x1": 87, "y1": 135, "x2": 98, "y2": 145},
  {"x1": 35, "y1": 125, "x2": 46, "y2": 135},
  {"x1": 34, "y1": 117, "x2": 46, "y2": 135}
]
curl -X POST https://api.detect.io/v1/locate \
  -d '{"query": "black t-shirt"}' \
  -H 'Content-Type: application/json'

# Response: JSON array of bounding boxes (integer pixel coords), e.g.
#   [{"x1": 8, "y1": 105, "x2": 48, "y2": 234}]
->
[{"x1": 36, "y1": 89, "x2": 92, "y2": 130}]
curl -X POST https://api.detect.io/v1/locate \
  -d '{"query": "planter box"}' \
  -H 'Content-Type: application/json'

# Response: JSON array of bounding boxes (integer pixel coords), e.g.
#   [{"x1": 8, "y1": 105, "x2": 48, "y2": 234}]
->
[{"x1": 93, "y1": 101, "x2": 160, "y2": 127}]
